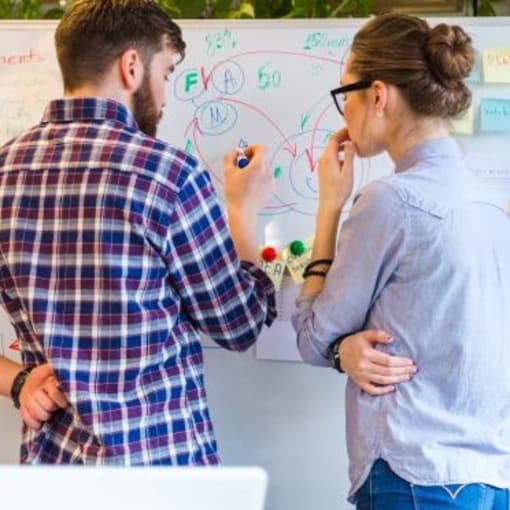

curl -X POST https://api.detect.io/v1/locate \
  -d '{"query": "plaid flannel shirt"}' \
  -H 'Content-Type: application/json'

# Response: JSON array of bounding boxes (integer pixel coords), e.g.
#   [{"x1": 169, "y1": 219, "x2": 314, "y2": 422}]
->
[{"x1": 0, "y1": 98, "x2": 275, "y2": 465}]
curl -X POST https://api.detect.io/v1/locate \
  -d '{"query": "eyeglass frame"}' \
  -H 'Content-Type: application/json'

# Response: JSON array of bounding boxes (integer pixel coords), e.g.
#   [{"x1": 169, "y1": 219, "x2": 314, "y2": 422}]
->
[{"x1": 330, "y1": 80, "x2": 373, "y2": 116}]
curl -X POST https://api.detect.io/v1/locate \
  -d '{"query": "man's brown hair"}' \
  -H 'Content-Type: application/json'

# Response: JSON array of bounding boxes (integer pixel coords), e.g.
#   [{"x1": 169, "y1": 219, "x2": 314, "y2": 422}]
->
[{"x1": 55, "y1": 0, "x2": 186, "y2": 91}]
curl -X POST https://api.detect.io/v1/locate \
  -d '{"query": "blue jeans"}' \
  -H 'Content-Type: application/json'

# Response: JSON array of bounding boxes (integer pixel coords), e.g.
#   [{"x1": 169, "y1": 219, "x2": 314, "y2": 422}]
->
[{"x1": 355, "y1": 459, "x2": 509, "y2": 510}]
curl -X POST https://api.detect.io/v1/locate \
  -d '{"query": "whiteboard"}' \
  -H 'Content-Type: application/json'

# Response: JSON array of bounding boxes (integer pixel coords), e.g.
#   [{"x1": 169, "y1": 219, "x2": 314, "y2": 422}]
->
[
  {"x1": 164, "y1": 19, "x2": 510, "y2": 361},
  {"x1": 2, "y1": 19, "x2": 508, "y2": 363}
]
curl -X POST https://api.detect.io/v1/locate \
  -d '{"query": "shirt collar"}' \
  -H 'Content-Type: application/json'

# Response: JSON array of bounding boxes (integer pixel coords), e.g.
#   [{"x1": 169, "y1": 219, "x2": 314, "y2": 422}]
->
[
  {"x1": 41, "y1": 97, "x2": 139, "y2": 131},
  {"x1": 394, "y1": 137, "x2": 462, "y2": 173}
]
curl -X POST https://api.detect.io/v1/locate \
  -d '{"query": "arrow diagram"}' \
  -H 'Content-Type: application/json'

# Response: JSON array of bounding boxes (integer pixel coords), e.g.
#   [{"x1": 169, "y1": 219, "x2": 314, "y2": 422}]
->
[{"x1": 221, "y1": 97, "x2": 297, "y2": 157}]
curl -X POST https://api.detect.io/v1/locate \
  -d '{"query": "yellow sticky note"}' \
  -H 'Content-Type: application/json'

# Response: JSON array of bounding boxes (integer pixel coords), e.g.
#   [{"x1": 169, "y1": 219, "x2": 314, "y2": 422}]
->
[
  {"x1": 283, "y1": 238, "x2": 313, "y2": 285},
  {"x1": 483, "y1": 48, "x2": 510, "y2": 83},
  {"x1": 451, "y1": 105, "x2": 474, "y2": 135},
  {"x1": 260, "y1": 251, "x2": 288, "y2": 291}
]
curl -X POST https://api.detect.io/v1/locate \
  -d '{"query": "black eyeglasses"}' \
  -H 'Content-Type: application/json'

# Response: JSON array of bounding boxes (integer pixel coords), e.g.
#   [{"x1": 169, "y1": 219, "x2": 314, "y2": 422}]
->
[{"x1": 330, "y1": 80, "x2": 373, "y2": 116}]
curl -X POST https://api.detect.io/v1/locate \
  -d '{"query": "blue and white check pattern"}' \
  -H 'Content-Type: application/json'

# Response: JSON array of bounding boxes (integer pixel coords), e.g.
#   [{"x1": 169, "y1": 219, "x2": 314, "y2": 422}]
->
[{"x1": 0, "y1": 98, "x2": 276, "y2": 465}]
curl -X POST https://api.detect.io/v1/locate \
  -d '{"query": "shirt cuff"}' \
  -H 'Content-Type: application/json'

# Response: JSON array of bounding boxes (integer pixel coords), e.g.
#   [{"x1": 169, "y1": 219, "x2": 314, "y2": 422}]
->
[{"x1": 240, "y1": 261, "x2": 277, "y2": 327}]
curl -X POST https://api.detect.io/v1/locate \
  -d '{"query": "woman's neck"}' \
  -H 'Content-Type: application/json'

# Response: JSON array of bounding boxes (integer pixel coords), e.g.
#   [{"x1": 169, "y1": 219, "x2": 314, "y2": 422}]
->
[{"x1": 386, "y1": 116, "x2": 450, "y2": 164}]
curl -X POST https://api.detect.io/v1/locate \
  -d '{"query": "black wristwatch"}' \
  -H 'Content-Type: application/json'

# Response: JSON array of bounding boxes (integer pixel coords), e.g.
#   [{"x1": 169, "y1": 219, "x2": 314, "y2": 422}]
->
[
  {"x1": 329, "y1": 339, "x2": 345, "y2": 373},
  {"x1": 10, "y1": 367, "x2": 34, "y2": 409}
]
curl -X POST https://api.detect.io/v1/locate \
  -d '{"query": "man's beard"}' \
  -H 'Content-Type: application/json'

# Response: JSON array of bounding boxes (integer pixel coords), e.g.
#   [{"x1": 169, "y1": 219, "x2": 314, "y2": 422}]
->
[{"x1": 133, "y1": 71, "x2": 162, "y2": 137}]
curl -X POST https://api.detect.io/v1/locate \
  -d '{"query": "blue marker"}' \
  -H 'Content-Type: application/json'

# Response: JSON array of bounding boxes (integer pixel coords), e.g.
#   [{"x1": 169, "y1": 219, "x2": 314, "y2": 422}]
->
[{"x1": 236, "y1": 147, "x2": 249, "y2": 169}]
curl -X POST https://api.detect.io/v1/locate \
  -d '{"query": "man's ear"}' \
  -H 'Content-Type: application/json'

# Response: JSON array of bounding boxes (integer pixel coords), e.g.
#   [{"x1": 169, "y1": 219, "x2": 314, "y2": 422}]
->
[{"x1": 119, "y1": 48, "x2": 144, "y2": 92}]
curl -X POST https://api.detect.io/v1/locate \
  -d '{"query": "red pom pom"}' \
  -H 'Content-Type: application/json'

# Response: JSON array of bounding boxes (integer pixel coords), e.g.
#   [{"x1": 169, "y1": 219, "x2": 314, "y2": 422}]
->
[{"x1": 261, "y1": 246, "x2": 278, "y2": 262}]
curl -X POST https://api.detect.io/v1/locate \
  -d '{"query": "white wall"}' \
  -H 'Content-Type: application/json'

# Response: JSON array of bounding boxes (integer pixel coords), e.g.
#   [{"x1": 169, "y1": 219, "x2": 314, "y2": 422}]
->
[
  {"x1": 0, "y1": 401, "x2": 20, "y2": 463},
  {"x1": 0, "y1": 313, "x2": 20, "y2": 463},
  {"x1": 205, "y1": 348, "x2": 350, "y2": 510}
]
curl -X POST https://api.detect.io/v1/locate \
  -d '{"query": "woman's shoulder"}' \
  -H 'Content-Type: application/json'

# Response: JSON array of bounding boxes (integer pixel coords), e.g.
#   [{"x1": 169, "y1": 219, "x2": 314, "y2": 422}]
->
[
  {"x1": 361, "y1": 167, "x2": 453, "y2": 219},
  {"x1": 355, "y1": 178, "x2": 404, "y2": 210}
]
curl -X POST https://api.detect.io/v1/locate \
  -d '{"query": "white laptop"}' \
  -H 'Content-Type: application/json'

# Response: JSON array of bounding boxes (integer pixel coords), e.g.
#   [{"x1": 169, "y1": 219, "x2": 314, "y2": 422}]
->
[{"x1": 0, "y1": 466, "x2": 268, "y2": 510}]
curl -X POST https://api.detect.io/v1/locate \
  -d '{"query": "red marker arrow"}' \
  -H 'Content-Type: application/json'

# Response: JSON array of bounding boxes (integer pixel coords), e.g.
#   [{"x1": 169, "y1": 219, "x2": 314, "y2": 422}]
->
[
  {"x1": 8, "y1": 338, "x2": 21, "y2": 352},
  {"x1": 184, "y1": 116, "x2": 200, "y2": 138},
  {"x1": 282, "y1": 143, "x2": 298, "y2": 157},
  {"x1": 305, "y1": 148, "x2": 316, "y2": 173}
]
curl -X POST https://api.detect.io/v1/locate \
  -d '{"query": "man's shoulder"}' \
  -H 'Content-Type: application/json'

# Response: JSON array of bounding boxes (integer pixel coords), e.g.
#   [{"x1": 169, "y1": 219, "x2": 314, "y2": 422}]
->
[
  {"x1": 0, "y1": 125, "x2": 43, "y2": 170},
  {"x1": 0, "y1": 122, "x2": 206, "y2": 196},
  {"x1": 112, "y1": 128, "x2": 204, "y2": 193},
  {"x1": 0, "y1": 124, "x2": 39, "y2": 153}
]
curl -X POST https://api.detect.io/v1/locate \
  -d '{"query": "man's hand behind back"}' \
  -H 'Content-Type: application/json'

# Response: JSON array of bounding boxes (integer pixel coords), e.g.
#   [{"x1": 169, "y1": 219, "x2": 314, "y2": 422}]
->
[{"x1": 19, "y1": 363, "x2": 68, "y2": 430}]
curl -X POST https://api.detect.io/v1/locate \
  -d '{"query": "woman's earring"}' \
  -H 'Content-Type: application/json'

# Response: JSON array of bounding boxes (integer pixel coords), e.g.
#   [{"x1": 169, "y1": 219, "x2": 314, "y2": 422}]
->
[{"x1": 376, "y1": 109, "x2": 383, "y2": 118}]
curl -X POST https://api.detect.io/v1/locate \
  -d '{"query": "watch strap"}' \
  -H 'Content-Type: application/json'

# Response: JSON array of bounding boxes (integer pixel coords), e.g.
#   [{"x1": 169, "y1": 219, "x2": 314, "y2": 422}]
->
[
  {"x1": 329, "y1": 339, "x2": 345, "y2": 373},
  {"x1": 10, "y1": 366, "x2": 34, "y2": 409}
]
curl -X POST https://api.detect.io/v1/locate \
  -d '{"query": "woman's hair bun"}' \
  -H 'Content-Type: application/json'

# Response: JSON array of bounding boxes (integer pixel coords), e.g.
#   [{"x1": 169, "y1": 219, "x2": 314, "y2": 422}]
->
[{"x1": 425, "y1": 24, "x2": 474, "y2": 89}]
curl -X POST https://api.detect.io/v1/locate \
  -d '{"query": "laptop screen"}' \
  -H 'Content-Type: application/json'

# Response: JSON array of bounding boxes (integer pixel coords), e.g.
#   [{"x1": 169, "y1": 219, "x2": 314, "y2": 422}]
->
[{"x1": 4, "y1": 466, "x2": 268, "y2": 510}]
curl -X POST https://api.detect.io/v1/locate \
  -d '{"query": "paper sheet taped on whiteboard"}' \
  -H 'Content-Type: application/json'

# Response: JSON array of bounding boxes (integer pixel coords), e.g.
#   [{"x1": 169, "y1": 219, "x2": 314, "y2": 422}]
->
[{"x1": 256, "y1": 276, "x2": 302, "y2": 362}]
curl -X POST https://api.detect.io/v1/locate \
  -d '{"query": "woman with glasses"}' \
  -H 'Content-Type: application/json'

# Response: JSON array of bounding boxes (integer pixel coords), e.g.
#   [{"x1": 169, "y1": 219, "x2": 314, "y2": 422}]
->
[{"x1": 292, "y1": 12, "x2": 510, "y2": 510}]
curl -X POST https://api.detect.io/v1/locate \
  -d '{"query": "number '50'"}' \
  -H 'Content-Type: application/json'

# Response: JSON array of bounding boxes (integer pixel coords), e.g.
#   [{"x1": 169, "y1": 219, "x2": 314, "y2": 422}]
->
[{"x1": 257, "y1": 63, "x2": 282, "y2": 90}]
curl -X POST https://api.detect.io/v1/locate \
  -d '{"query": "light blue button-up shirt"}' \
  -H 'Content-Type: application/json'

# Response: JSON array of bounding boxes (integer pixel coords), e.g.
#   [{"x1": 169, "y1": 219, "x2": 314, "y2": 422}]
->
[{"x1": 292, "y1": 137, "x2": 510, "y2": 501}]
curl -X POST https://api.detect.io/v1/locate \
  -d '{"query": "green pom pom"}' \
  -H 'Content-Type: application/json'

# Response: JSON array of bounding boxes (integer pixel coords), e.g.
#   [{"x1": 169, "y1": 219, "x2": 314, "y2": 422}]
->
[{"x1": 289, "y1": 240, "x2": 305, "y2": 256}]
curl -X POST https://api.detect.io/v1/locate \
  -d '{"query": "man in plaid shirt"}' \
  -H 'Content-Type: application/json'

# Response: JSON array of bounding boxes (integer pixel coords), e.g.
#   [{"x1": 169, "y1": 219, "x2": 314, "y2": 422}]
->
[{"x1": 0, "y1": 0, "x2": 276, "y2": 464}]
